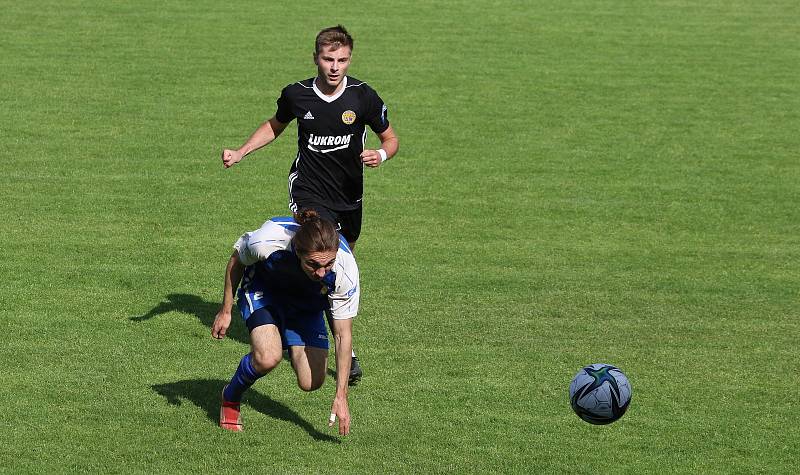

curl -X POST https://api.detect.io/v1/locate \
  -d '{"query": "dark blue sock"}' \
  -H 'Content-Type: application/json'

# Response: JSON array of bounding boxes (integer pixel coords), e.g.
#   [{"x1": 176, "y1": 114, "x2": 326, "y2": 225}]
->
[{"x1": 223, "y1": 353, "x2": 262, "y2": 403}]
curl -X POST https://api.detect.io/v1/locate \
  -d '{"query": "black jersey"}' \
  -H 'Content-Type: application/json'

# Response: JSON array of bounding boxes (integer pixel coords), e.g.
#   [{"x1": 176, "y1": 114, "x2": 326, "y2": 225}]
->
[{"x1": 275, "y1": 76, "x2": 390, "y2": 211}]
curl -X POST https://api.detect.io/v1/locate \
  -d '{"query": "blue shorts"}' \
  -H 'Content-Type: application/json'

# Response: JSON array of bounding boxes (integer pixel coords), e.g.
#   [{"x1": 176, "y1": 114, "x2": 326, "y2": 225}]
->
[{"x1": 238, "y1": 288, "x2": 329, "y2": 350}]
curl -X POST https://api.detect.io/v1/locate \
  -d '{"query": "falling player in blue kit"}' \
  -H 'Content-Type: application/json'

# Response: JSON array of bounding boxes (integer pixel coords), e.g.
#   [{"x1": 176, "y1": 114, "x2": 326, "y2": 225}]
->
[
  {"x1": 211, "y1": 209, "x2": 359, "y2": 435},
  {"x1": 220, "y1": 25, "x2": 399, "y2": 385}
]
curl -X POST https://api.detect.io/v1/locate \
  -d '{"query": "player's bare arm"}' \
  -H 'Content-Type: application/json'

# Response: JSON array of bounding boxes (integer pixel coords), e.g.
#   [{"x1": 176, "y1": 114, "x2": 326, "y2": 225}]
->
[
  {"x1": 221, "y1": 116, "x2": 290, "y2": 168},
  {"x1": 361, "y1": 125, "x2": 399, "y2": 168},
  {"x1": 212, "y1": 251, "x2": 245, "y2": 339},
  {"x1": 329, "y1": 317, "x2": 353, "y2": 435}
]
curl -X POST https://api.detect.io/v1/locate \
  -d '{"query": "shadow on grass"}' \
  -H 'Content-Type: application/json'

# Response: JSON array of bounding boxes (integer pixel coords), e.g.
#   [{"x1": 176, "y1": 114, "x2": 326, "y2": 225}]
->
[
  {"x1": 130, "y1": 293, "x2": 249, "y2": 344},
  {"x1": 136, "y1": 295, "x2": 344, "y2": 381},
  {"x1": 152, "y1": 378, "x2": 340, "y2": 443}
]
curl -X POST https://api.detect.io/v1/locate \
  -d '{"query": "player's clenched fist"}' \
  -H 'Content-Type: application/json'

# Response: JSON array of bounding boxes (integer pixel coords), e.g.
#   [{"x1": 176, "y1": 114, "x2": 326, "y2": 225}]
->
[
  {"x1": 360, "y1": 149, "x2": 384, "y2": 168},
  {"x1": 221, "y1": 149, "x2": 243, "y2": 168}
]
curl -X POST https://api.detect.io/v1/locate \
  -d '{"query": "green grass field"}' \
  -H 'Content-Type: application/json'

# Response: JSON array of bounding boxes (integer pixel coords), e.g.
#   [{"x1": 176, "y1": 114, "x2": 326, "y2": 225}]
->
[{"x1": 2, "y1": 0, "x2": 798, "y2": 472}]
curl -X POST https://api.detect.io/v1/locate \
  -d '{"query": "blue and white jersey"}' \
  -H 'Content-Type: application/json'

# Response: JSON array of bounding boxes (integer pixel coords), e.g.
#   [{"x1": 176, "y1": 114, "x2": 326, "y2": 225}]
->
[{"x1": 233, "y1": 217, "x2": 359, "y2": 320}]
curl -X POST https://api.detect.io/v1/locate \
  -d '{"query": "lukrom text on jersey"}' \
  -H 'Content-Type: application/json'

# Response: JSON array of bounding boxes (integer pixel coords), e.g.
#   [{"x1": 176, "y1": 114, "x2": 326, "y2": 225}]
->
[{"x1": 308, "y1": 133, "x2": 353, "y2": 146}]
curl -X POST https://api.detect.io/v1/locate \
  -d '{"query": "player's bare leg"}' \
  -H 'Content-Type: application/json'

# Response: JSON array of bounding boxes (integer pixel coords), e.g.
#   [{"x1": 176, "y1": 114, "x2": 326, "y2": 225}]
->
[{"x1": 289, "y1": 345, "x2": 328, "y2": 391}]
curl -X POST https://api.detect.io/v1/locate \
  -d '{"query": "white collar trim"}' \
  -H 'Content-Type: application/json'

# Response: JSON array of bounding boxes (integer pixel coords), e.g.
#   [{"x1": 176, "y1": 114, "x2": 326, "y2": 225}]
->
[{"x1": 312, "y1": 76, "x2": 348, "y2": 103}]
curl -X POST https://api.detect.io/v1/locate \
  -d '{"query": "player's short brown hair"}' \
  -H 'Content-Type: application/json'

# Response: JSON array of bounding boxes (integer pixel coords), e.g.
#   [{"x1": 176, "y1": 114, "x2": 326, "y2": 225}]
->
[{"x1": 315, "y1": 25, "x2": 354, "y2": 54}]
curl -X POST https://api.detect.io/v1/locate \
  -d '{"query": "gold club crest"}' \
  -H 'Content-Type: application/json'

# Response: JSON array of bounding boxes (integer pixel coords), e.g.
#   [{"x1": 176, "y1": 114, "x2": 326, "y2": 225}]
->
[{"x1": 341, "y1": 110, "x2": 356, "y2": 125}]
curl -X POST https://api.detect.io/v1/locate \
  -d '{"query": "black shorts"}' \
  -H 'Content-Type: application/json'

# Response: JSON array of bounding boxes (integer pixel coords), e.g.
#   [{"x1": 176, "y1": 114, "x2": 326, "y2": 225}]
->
[{"x1": 289, "y1": 196, "x2": 362, "y2": 244}]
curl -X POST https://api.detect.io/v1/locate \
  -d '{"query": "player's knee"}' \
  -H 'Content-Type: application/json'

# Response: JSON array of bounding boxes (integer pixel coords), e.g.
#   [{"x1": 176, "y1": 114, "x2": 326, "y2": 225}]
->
[
  {"x1": 298, "y1": 381, "x2": 323, "y2": 392},
  {"x1": 309, "y1": 377, "x2": 325, "y2": 391},
  {"x1": 251, "y1": 350, "x2": 281, "y2": 373},
  {"x1": 297, "y1": 376, "x2": 325, "y2": 392}
]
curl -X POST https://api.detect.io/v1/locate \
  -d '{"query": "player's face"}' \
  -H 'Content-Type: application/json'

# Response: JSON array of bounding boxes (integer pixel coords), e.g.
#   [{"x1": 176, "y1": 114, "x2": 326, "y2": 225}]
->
[
  {"x1": 298, "y1": 249, "x2": 337, "y2": 281},
  {"x1": 314, "y1": 45, "x2": 351, "y2": 92}
]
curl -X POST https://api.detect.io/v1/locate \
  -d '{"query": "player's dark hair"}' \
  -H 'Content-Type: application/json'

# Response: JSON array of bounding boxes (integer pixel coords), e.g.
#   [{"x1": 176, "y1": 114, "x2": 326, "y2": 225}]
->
[
  {"x1": 293, "y1": 209, "x2": 340, "y2": 255},
  {"x1": 315, "y1": 25, "x2": 353, "y2": 54}
]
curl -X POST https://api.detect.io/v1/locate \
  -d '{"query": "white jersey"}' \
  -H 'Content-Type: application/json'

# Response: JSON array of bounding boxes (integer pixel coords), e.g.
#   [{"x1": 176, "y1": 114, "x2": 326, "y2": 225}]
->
[{"x1": 233, "y1": 217, "x2": 359, "y2": 320}]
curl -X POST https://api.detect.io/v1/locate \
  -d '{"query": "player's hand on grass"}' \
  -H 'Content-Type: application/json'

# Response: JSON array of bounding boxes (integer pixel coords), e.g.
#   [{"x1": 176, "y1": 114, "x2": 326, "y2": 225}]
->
[
  {"x1": 328, "y1": 396, "x2": 350, "y2": 435},
  {"x1": 211, "y1": 308, "x2": 231, "y2": 339},
  {"x1": 221, "y1": 149, "x2": 243, "y2": 168}
]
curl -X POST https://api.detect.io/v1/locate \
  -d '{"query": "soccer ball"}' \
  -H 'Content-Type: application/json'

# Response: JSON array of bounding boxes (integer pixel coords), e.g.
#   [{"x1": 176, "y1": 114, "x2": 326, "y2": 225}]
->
[{"x1": 569, "y1": 363, "x2": 632, "y2": 425}]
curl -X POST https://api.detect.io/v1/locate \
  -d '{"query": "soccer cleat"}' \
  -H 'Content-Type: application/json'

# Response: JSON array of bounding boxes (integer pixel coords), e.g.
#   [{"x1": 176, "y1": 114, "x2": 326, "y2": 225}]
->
[
  {"x1": 220, "y1": 387, "x2": 243, "y2": 432},
  {"x1": 348, "y1": 356, "x2": 362, "y2": 386}
]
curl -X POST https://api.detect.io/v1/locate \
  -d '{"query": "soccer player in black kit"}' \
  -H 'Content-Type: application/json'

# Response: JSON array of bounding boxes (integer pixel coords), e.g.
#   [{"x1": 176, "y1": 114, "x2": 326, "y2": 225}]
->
[{"x1": 220, "y1": 25, "x2": 399, "y2": 385}]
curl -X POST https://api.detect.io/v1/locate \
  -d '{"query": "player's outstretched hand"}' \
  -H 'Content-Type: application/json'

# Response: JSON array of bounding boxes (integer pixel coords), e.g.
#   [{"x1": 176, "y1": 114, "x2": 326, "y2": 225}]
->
[
  {"x1": 328, "y1": 397, "x2": 351, "y2": 435},
  {"x1": 211, "y1": 308, "x2": 231, "y2": 339},
  {"x1": 221, "y1": 149, "x2": 243, "y2": 168},
  {"x1": 360, "y1": 149, "x2": 383, "y2": 168}
]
